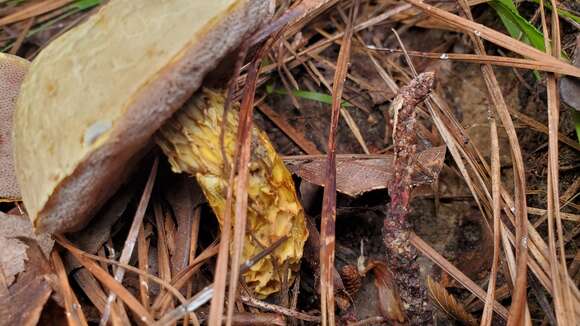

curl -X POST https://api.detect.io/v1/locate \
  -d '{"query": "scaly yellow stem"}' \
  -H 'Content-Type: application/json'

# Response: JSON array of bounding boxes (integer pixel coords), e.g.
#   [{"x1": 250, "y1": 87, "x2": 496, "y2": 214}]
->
[{"x1": 156, "y1": 89, "x2": 308, "y2": 297}]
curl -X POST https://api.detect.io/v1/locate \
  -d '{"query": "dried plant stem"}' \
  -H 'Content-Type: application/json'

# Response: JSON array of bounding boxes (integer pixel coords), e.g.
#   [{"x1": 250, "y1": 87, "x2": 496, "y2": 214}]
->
[
  {"x1": 208, "y1": 51, "x2": 265, "y2": 326},
  {"x1": 384, "y1": 72, "x2": 435, "y2": 324},
  {"x1": 319, "y1": 3, "x2": 358, "y2": 325},
  {"x1": 480, "y1": 113, "x2": 501, "y2": 326}
]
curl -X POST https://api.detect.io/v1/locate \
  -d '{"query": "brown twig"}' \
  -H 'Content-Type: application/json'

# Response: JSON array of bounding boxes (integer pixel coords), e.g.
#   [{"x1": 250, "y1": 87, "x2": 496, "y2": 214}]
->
[
  {"x1": 383, "y1": 71, "x2": 435, "y2": 324},
  {"x1": 8, "y1": 17, "x2": 34, "y2": 55},
  {"x1": 0, "y1": 0, "x2": 73, "y2": 27}
]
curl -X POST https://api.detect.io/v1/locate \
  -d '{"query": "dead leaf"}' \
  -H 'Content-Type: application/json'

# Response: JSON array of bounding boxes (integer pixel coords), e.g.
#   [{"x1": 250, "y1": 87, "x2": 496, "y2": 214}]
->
[
  {"x1": 0, "y1": 212, "x2": 53, "y2": 285},
  {"x1": 0, "y1": 276, "x2": 53, "y2": 326},
  {"x1": 9, "y1": 238, "x2": 54, "y2": 293},
  {"x1": 0, "y1": 54, "x2": 29, "y2": 202},
  {"x1": 286, "y1": 146, "x2": 446, "y2": 197},
  {"x1": 0, "y1": 237, "x2": 55, "y2": 326},
  {"x1": 371, "y1": 260, "x2": 406, "y2": 323}
]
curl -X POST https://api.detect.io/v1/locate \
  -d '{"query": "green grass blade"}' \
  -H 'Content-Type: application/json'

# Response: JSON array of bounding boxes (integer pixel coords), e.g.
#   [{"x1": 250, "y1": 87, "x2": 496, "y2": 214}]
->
[
  {"x1": 528, "y1": 0, "x2": 580, "y2": 24},
  {"x1": 489, "y1": 0, "x2": 546, "y2": 52},
  {"x1": 266, "y1": 85, "x2": 352, "y2": 108},
  {"x1": 574, "y1": 111, "x2": 580, "y2": 143}
]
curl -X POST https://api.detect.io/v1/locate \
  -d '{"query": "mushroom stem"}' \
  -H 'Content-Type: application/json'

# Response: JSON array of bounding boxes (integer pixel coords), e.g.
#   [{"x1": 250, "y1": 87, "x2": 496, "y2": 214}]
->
[{"x1": 156, "y1": 89, "x2": 308, "y2": 297}]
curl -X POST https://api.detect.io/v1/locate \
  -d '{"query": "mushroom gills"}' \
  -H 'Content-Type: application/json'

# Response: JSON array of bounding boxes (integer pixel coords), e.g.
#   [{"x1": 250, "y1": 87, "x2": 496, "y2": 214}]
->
[{"x1": 156, "y1": 89, "x2": 308, "y2": 298}]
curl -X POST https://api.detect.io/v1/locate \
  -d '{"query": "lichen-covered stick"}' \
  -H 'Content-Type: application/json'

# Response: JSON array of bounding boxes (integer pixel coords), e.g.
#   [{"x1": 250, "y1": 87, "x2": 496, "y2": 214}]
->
[{"x1": 384, "y1": 72, "x2": 435, "y2": 325}]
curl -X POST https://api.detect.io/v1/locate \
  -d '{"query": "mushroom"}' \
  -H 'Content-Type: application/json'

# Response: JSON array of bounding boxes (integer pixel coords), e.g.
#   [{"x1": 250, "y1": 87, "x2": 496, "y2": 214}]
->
[
  {"x1": 0, "y1": 53, "x2": 28, "y2": 202},
  {"x1": 13, "y1": 0, "x2": 307, "y2": 297}
]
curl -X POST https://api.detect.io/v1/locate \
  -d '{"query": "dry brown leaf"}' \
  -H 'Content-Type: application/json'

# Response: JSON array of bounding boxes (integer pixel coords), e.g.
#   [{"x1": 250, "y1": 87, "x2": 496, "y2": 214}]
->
[
  {"x1": 0, "y1": 53, "x2": 29, "y2": 202},
  {"x1": 0, "y1": 212, "x2": 53, "y2": 285},
  {"x1": 9, "y1": 238, "x2": 54, "y2": 293},
  {"x1": 371, "y1": 260, "x2": 406, "y2": 323},
  {"x1": 0, "y1": 275, "x2": 53, "y2": 326},
  {"x1": 427, "y1": 276, "x2": 478, "y2": 326},
  {"x1": 286, "y1": 146, "x2": 446, "y2": 196},
  {"x1": 0, "y1": 237, "x2": 55, "y2": 326}
]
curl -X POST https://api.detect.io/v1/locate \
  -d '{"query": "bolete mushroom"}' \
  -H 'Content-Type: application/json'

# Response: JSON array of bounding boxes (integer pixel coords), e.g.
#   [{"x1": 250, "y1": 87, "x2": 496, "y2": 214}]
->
[
  {"x1": 0, "y1": 53, "x2": 28, "y2": 202},
  {"x1": 13, "y1": 0, "x2": 307, "y2": 297}
]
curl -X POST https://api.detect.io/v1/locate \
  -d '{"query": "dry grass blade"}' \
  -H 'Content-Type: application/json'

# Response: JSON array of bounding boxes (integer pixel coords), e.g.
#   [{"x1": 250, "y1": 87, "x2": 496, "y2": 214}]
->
[
  {"x1": 209, "y1": 32, "x2": 274, "y2": 326},
  {"x1": 427, "y1": 276, "x2": 478, "y2": 326},
  {"x1": 319, "y1": 3, "x2": 358, "y2": 325},
  {"x1": 366, "y1": 47, "x2": 580, "y2": 77},
  {"x1": 0, "y1": 0, "x2": 73, "y2": 27},
  {"x1": 481, "y1": 90, "x2": 502, "y2": 326},
  {"x1": 153, "y1": 202, "x2": 173, "y2": 316},
  {"x1": 409, "y1": 233, "x2": 509, "y2": 320},
  {"x1": 453, "y1": 0, "x2": 529, "y2": 324},
  {"x1": 65, "y1": 243, "x2": 189, "y2": 306},
  {"x1": 100, "y1": 158, "x2": 158, "y2": 325},
  {"x1": 73, "y1": 270, "x2": 107, "y2": 314},
  {"x1": 51, "y1": 250, "x2": 88, "y2": 326},
  {"x1": 539, "y1": 1, "x2": 577, "y2": 324},
  {"x1": 403, "y1": 0, "x2": 580, "y2": 78},
  {"x1": 441, "y1": 1, "x2": 530, "y2": 323},
  {"x1": 55, "y1": 235, "x2": 154, "y2": 324}
]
